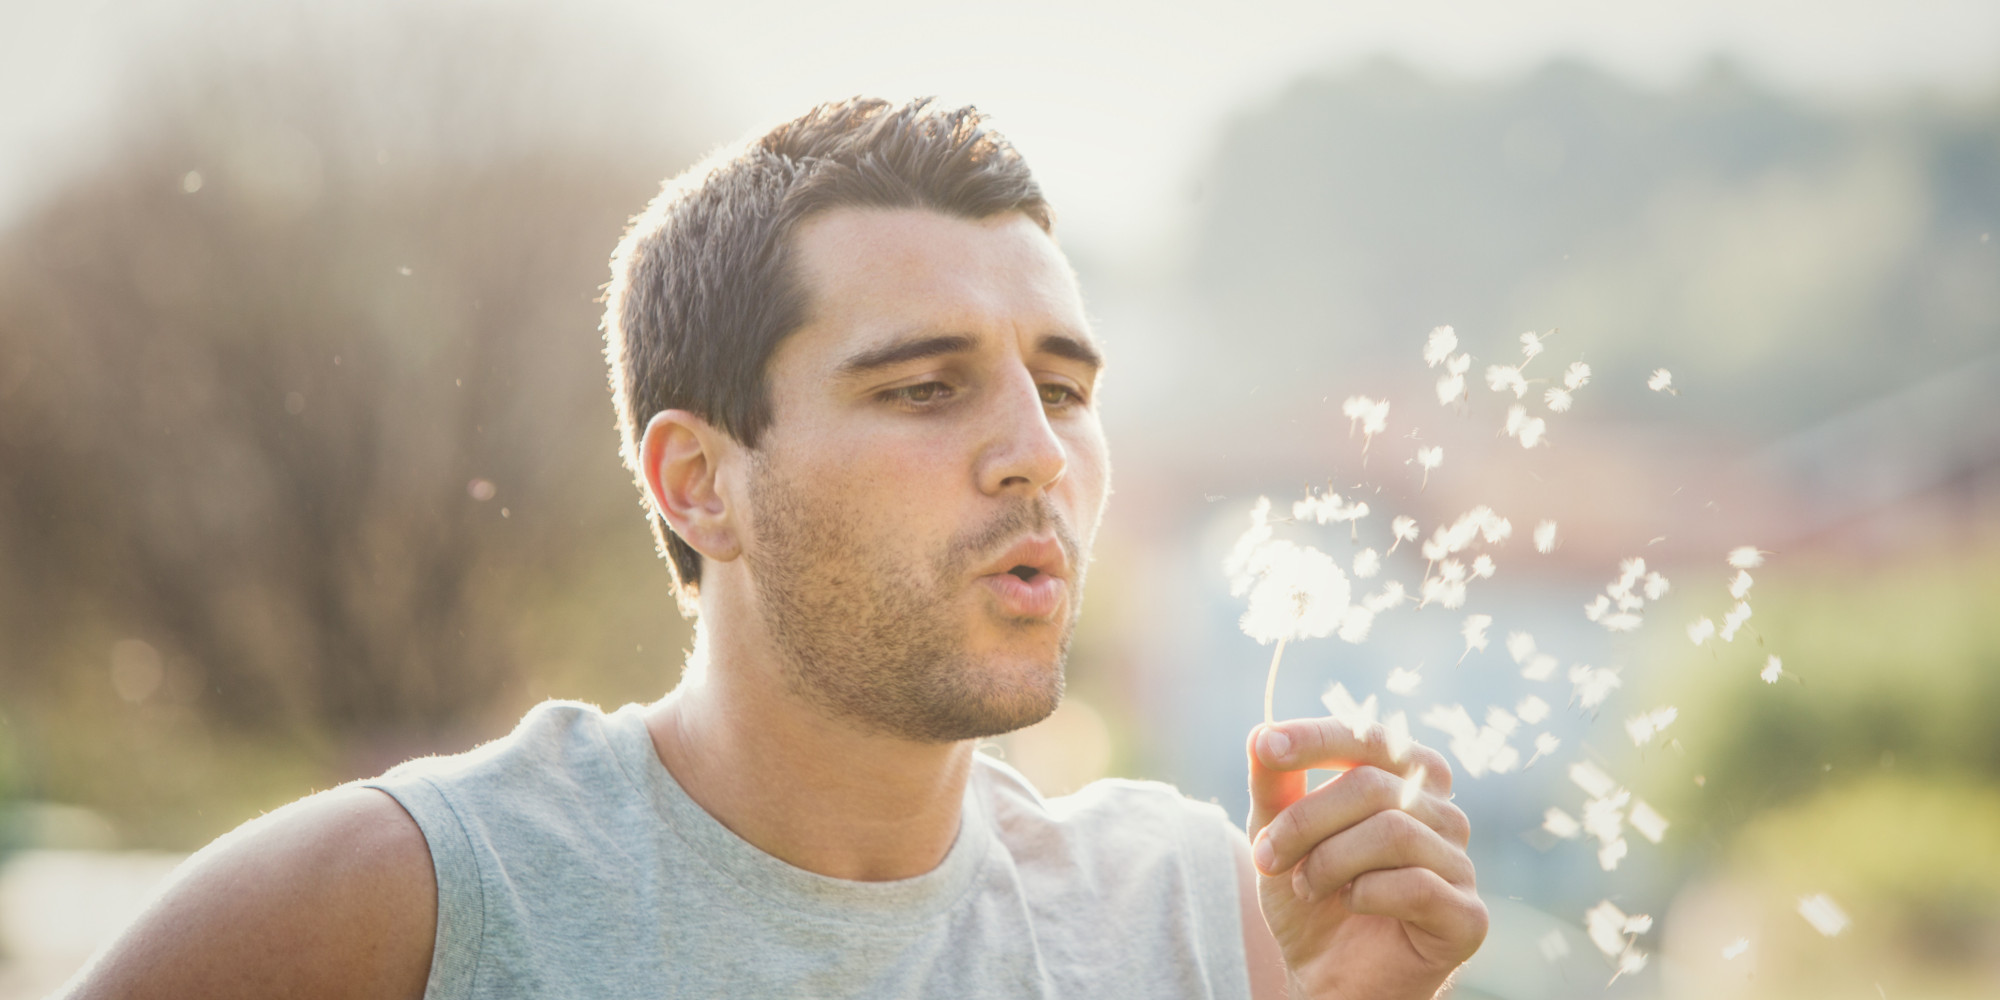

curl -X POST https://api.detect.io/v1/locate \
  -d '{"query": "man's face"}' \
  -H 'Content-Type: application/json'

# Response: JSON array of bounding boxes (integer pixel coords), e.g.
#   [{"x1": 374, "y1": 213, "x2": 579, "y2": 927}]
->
[{"x1": 736, "y1": 207, "x2": 1110, "y2": 744}]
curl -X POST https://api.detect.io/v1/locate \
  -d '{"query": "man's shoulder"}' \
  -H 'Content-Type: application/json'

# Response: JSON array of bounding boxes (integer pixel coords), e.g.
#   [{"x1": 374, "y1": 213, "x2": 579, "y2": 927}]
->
[{"x1": 62, "y1": 786, "x2": 435, "y2": 1000}]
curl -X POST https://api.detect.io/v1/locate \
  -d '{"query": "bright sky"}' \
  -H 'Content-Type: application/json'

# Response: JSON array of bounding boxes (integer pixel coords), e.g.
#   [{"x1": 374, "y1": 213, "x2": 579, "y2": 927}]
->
[{"x1": 3, "y1": 0, "x2": 1997, "y2": 254}]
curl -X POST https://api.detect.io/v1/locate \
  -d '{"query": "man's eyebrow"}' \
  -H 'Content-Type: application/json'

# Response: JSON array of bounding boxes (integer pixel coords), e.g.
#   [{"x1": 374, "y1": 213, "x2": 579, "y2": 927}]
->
[
  {"x1": 1036, "y1": 333, "x2": 1104, "y2": 371},
  {"x1": 834, "y1": 334, "x2": 977, "y2": 377}
]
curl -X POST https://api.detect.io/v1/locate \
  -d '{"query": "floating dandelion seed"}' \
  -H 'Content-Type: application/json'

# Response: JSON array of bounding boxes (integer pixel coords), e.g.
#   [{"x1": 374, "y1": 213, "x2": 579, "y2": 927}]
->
[
  {"x1": 1516, "y1": 695, "x2": 1550, "y2": 725},
  {"x1": 1518, "y1": 416, "x2": 1548, "y2": 449},
  {"x1": 1506, "y1": 631, "x2": 1536, "y2": 664},
  {"x1": 1643, "y1": 571, "x2": 1671, "y2": 600},
  {"x1": 1569, "y1": 663, "x2": 1622, "y2": 709},
  {"x1": 1363, "y1": 580, "x2": 1407, "y2": 612},
  {"x1": 1728, "y1": 546, "x2": 1767, "y2": 569},
  {"x1": 1422, "y1": 703, "x2": 1520, "y2": 777},
  {"x1": 1798, "y1": 894, "x2": 1851, "y2": 937},
  {"x1": 1730, "y1": 570, "x2": 1754, "y2": 599},
  {"x1": 1446, "y1": 352, "x2": 1471, "y2": 376},
  {"x1": 1471, "y1": 554, "x2": 1496, "y2": 579},
  {"x1": 1352, "y1": 548, "x2": 1381, "y2": 579},
  {"x1": 1342, "y1": 395, "x2": 1390, "y2": 446},
  {"x1": 1720, "y1": 600, "x2": 1753, "y2": 642},
  {"x1": 1436, "y1": 371, "x2": 1465, "y2": 405},
  {"x1": 1689, "y1": 617, "x2": 1716, "y2": 645},
  {"x1": 1505, "y1": 404, "x2": 1527, "y2": 437},
  {"x1": 1416, "y1": 445, "x2": 1443, "y2": 486},
  {"x1": 1762, "y1": 655, "x2": 1783, "y2": 683},
  {"x1": 1544, "y1": 808, "x2": 1582, "y2": 839},
  {"x1": 1721, "y1": 938, "x2": 1750, "y2": 960},
  {"x1": 1527, "y1": 731, "x2": 1561, "y2": 766},
  {"x1": 1522, "y1": 653, "x2": 1559, "y2": 681},
  {"x1": 1460, "y1": 614, "x2": 1493, "y2": 662},
  {"x1": 1383, "y1": 710, "x2": 1413, "y2": 761},
  {"x1": 1386, "y1": 665, "x2": 1422, "y2": 695},
  {"x1": 1387, "y1": 515, "x2": 1419, "y2": 554},
  {"x1": 1584, "y1": 594, "x2": 1611, "y2": 622},
  {"x1": 1293, "y1": 490, "x2": 1370, "y2": 530},
  {"x1": 1648, "y1": 368, "x2": 1676, "y2": 394},
  {"x1": 1544, "y1": 386, "x2": 1574, "y2": 412},
  {"x1": 1399, "y1": 764, "x2": 1428, "y2": 811},
  {"x1": 1321, "y1": 682, "x2": 1380, "y2": 740},
  {"x1": 1486, "y1": 364, "x2": 1529, "y2": 398},
  {"x1": 1534, "y1": 519, "x2": 1558, "y2": 553},
  {"x1": 1563, "y1": 361, "x2": 1592, "y2": 390},
  {"x1": 1570, "y1": 761, "x2": 1617, "y2": 798},
  {"x1": 1628, "y1": 799, "x2": 1668, "y2": 843},
  {"x1": 1624, "y1": 706, "x2": 1678, "y2": 746},
  {"x1": 1520, "y1": 330, "x2": 1547, "y2": 361},
  {"x1": 1586, "y1": 900, "x2": 1654, "y2": 980},
  {"x1": 1423, "y1": 325, "x2": 1459, "y2": 367}
]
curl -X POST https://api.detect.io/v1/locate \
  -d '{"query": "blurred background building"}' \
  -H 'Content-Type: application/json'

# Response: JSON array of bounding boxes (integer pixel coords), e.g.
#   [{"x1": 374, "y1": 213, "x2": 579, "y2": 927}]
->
[{"x1": 1, "y1": 1, "x2": 1996, "y2": 997}]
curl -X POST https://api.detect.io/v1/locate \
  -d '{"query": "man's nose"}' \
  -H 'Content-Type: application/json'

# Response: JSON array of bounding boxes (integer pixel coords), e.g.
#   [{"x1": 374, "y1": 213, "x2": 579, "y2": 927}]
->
[{"x1": 977, "y1": 369, "x2": 1067, "y2": 496}]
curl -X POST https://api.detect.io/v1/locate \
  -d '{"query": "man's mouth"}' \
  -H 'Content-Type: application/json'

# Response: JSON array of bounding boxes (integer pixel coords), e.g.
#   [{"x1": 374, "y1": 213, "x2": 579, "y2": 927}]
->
[{"x1": 978, "y1": 536, "x2": 1071, "y2": 619}]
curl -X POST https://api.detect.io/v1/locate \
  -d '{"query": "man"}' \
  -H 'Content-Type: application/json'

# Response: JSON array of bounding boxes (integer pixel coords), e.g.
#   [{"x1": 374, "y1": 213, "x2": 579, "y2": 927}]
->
[{"x1": 65, "y1": 98, "x2": 1485, "y2": 999}]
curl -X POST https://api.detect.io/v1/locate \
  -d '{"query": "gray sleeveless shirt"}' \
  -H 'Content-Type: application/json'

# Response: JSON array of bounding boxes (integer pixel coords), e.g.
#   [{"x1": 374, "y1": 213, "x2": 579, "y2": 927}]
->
[{"x1": 362, "y1": 701, "x2": 1252, "y2": 999}]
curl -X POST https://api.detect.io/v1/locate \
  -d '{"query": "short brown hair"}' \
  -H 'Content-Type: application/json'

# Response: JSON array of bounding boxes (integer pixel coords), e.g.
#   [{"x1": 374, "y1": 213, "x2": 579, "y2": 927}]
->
[{"x1": 602, "y1": 97, "x2": 1053, "y2": 607}]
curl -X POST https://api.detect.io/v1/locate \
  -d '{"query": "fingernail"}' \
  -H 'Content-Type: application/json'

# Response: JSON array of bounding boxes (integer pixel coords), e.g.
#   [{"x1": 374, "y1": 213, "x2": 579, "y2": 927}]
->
[
  {"x1": 1253, "y1": 834, "x2": 1275, "y2": 874},
  {"x1": 1259, "y1": 727, "x2": 1291, "y2": 763}
]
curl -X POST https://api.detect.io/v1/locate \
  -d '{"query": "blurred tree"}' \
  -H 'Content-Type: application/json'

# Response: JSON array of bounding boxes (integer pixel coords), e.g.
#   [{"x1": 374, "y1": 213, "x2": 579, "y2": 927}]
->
[{"x1": 0, "y1": 0, "x2": 702, "y2": 833}]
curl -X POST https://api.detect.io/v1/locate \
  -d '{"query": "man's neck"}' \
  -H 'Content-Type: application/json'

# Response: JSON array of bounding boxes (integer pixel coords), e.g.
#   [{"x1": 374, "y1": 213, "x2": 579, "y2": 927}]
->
[{"x1": 641, "y1": 640, "x2": 974, "y2": 883}]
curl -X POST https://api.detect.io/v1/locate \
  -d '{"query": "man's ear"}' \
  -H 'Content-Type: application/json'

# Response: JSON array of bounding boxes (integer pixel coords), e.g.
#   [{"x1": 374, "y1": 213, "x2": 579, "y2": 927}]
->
[{"x1": 641, "y1": 409, "x2": 743, "y2": 564}]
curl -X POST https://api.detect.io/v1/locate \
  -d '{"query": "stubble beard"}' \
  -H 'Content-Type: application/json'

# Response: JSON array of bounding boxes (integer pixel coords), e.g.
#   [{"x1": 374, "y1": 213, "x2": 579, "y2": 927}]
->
[{"x1": 744, "y1": 457, "x2": 1084, "y2": 744}]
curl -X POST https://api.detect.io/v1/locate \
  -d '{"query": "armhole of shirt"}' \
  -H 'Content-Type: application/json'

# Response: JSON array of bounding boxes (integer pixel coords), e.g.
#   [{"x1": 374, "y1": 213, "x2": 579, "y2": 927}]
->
[
  {"x1": 1176, "y1": 797, "x2": 1253, "y2": 1000},
  {"x1": 363, "y1": 775, "x2": 487, "y2": 1000}
]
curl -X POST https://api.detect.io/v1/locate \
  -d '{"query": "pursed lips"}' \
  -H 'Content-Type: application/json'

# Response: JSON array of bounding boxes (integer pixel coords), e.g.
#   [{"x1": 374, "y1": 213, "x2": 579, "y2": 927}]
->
[{"x1": 975, "y1": 535, "x2": 1070, "y2": 620}]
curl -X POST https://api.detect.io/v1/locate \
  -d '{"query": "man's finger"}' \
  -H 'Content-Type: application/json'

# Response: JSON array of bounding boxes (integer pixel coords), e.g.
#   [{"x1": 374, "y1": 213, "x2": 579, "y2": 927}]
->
[
  {"x1": 1252, "y1": 765, "x2": 1471, "y2": 876},
  {"x1": 1287, "y1": 809, "x2": 1475, "y2": 902},
  {"x1": 1345, "y1": 866, "x2": 1490, "y2": 963},
  {"x1": 1247, "y1": 719, "x2": 1452, "y2": 835}
]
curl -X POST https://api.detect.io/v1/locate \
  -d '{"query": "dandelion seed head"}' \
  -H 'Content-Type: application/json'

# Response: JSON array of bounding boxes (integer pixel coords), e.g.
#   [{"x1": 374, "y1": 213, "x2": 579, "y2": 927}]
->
[
  {"x1": 1563, "y1": 361, "x2": 1592, "y2": 390},
  {"x1": 1534, "y1": 519, "x2": 1558, "y2": 554},
  {"x1": 1352, "y1": 547, "x2": 1381, "y2": 579},
  {"x1": 1237, "y1": 541, "x2": 1352, "y2": 644},
  {"x1": 1798, "y1": 894, "x2": 1850, "y2": 937},
  {"x1": 1720, "y1": 548, "x2": 1768, "y2": 572},
  {"x1": 1648, "y1": 368, "x2": 1674, "y2": 392},
  {"x1": 1544, "y1": 386, "x2": 1574, "y2": 412},
  {"x1": 1423, "y1": 326, "x2": 1458, "y2": 367},
  {"x1": 1516, "y1": 695, "x2": 1550, "y2": 725},
  {"x1": 1386, "y1": 665, "x2": 1422, "y2": 695},
  {"x1": 1762, "y1": 655, "x2": 1783, "y2": 683}
]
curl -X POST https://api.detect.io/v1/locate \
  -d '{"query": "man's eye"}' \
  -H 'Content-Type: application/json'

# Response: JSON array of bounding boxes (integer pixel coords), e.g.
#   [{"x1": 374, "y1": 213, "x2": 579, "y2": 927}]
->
[
  {"x1": 885, "y1": 382, "x2": 953, "y2": 406},
  {"x1": 1039, "y1": 383, "x2": 1082, "y2": 407}
]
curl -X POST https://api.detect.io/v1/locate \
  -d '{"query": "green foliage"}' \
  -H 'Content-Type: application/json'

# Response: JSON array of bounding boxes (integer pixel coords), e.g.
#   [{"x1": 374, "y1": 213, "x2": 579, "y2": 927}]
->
[{"x1": 1640, "y1": 548, "x2": 2000, "y2": 855}]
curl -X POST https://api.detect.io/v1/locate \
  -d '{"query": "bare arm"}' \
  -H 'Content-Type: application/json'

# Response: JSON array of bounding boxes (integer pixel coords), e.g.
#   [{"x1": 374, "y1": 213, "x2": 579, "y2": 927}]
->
[{"x1": 59, "y1": 786, "x2": 436, "y2": 1000}]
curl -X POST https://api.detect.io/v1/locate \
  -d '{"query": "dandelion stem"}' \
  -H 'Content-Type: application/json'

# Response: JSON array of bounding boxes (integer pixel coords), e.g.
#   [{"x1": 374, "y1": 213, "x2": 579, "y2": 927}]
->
[{"x1": 1262, "y1": 637, "x2": 1288, "y2": 727}]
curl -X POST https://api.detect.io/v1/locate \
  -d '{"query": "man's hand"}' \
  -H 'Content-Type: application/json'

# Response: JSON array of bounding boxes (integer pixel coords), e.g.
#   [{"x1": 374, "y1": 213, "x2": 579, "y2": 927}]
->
[{"x1": 1245, "y1": 717, "x2": 1488, "y2": 999}]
